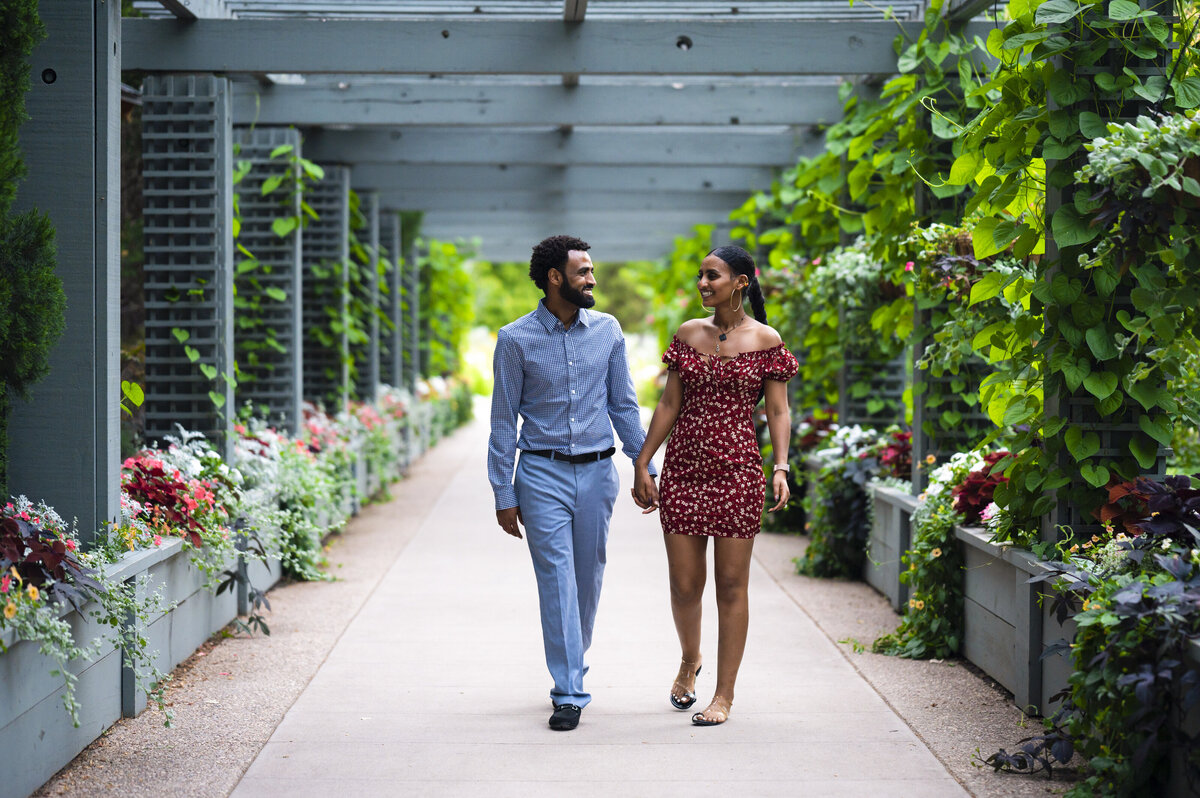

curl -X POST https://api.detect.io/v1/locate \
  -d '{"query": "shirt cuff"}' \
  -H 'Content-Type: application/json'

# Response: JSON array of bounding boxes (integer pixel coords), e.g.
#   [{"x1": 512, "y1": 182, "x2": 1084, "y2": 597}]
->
[
  {"x1": 646, "y1": 461, "x2": 658, "y2": 478},
  {"x1": 494, "y1": 486, "x2": 519, "y2": 511}
]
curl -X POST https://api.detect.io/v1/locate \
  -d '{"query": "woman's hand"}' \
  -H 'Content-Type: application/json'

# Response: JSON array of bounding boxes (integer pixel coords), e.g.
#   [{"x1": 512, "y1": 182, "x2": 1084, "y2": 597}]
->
[
  {"x1": 632, "y1": 466, "x2": 660, "y2": 514},
  {"x1": 767, "y1": 469, "x2": 790, "y2": 513}
]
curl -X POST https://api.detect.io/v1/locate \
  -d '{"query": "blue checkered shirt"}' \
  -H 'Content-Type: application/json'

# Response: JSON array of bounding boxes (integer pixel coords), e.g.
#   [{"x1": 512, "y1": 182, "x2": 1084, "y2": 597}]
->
[{"x1": 488, "y1": 301, "x2": 655, "y2": 510}]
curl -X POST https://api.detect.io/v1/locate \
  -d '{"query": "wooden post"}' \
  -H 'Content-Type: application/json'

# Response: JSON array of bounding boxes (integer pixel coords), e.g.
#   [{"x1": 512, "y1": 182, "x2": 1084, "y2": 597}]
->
[{"x1": 9, "y1": 0, "x2": 121, "y2": 541}]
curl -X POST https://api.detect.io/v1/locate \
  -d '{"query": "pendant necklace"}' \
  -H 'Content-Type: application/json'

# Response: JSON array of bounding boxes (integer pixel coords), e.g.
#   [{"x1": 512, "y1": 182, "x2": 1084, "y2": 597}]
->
[{"x1": 714, "y1": 313, "x2": 747, "y2": 356}]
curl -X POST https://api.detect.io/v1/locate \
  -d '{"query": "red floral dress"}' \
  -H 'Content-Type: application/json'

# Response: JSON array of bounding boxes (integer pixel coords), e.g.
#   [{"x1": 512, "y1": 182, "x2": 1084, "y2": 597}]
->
[{"x1": 659, "y1": 336, "x2": 799, "y2": 539}]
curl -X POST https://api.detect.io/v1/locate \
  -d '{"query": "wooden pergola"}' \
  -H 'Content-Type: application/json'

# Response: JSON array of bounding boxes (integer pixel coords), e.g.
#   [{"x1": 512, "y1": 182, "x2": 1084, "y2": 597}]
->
[{"x1": 11, "y1": 0, "x2": 994, "y2": 534}]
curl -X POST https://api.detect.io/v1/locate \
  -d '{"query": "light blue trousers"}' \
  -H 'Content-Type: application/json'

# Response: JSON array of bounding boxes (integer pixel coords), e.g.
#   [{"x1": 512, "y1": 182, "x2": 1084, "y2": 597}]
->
[{"x1": 514, "y1": 452, "x2": 619, "y2": 708}]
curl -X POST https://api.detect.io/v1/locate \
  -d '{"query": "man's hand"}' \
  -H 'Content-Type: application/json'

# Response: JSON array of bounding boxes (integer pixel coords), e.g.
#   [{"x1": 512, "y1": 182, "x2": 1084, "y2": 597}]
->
[{"x1": 496, "y1": 506, "x2": 524, "y2": 539}]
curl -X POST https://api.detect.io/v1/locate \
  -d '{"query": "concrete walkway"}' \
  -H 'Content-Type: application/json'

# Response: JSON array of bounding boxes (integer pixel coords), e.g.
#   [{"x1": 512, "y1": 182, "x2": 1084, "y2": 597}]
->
[{"x1": 232, "y1": 419, "x2": 968, "y2": 797}]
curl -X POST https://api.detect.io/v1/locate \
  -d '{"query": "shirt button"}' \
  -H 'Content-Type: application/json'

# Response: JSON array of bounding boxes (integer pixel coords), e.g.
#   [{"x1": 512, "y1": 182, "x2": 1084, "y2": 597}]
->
[
  {"x1": 568, "y1": 361, "x2": 573, "y2": 365},
  {"x1": 570, "y1": 417, "x2": 575, "y2": 422},
  {"x1": 571, "y1": 389, "x2": 576, "y2": 394}
]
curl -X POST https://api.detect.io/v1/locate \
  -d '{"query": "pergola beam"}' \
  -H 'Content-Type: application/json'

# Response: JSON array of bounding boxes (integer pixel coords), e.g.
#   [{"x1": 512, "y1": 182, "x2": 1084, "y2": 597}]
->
[
  {"x1": 347, "y1": 163, "x2": 781, "y2": 193},
  {"x1": 151, "y1": 0, "x2": 234, "y2": 19},
  {"x1": 122, "y1": 18, "x2": 990, "y2": 76},
  {"x1": 564, "y1": 0, "x2": 588, "y2": 22},
  {"x1": 230, "y1": 80, "x2": 847, "y2": 127},
  {"x1": 373, "y1": 190, "x2": 746, "y2": 213},
  {"x1": 303, "y1": 127, "x2": 812, "y2": 167}
]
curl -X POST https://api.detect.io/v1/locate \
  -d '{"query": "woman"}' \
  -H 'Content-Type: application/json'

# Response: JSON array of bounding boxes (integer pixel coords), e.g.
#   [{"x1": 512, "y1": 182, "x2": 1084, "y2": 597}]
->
[{"x1": 633, "y1": 245, "x2": 797, "y2": 726}]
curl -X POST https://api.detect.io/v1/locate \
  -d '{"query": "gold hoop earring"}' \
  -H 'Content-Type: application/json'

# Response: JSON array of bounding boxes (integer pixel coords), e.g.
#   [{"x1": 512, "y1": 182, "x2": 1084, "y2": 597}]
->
[
  {"x1": 702, "y1": 303, "x2": 716, "y2": 314},
  {"x1": 730, "y1": 288, "x2": 744, "y2": 312}
]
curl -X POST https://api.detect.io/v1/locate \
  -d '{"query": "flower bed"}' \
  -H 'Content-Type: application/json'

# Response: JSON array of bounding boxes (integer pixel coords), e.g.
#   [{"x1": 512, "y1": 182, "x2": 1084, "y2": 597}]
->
[{"x1": 0, "y1": 381, "x2": 472, "y2": 798}]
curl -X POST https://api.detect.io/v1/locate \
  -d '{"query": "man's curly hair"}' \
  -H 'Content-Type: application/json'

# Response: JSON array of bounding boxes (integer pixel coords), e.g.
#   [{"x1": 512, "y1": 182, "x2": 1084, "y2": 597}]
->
[{"x1": 529, "y1": 235, "x2": 590, "y2": 292}]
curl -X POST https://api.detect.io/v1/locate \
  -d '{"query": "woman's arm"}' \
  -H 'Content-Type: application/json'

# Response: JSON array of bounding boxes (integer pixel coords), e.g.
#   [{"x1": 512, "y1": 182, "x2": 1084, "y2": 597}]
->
[
  {"x1": 632, "y1": 369, "x2": 684, "y2": 513},
  {"x1": 764, "y1": 378, "x2": 792, "y2": 512}
]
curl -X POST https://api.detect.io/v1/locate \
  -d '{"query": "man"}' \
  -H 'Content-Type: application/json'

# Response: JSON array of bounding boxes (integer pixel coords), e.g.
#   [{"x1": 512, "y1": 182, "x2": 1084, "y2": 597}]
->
[{"x1": 488, "y1": 234, "x2": 655, "y2": 731}]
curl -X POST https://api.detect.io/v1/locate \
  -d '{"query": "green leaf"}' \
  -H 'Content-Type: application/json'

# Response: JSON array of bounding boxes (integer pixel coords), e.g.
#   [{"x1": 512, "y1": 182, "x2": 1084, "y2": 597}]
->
[
  {"x1": 172, "y1": 328, "x2": 190, "y2": 344},
  {"x1": 1138, "y1": 414, "x2": 1173, "y2": 446},
  {"x1": 269, "y1": 143, "x2": 295, "y2": 158},
  {"x1": 1085, "y1": 326, "x2": 1119, "y2": 361},
  {"x1": 265, "y1": 287, "x2": 288, "y2": 302},
  {"x1": 208, "y1": 390, "x2": 227, "y2": 409},
  {"x1": 969, "y1": 272, "x2": 1006, "y2": 306},
  {"x1": 1065, "y1": 426, "x2": 1101, "y2": 460},
  {"x1": 184, "y1": 346, "x2": 201, "y2": 363},
  {"x1": 199, "y1": 363, "x2": 218, "y2": 380},
  {"x1": 1128, "y1": 380, "x2": 1167, "y2": 411},
  {"x1": 1051, "y1": 205, "x2": 1101, "y2": 247},
  {"x1": 1174, "y1": 77, "x2": 1200, "y2": 109},
  {"x1": 1079, "y1": 463, "x2": 1111, "y2": 488},
  {"x1": 272, "y1": 216, "x2": 299, "y2": 238},
  {"x1": 1061, "y1": 358, "x2": 1091, "y2": 392},
  {"x1": 971, "y1": 218, "x2": 1005, "y2": 259},
  {"x1": 1036, "y1": 0, "x2": 1085, "y2": 24},
  {"x1": 948, "y1": 151, "x2": 983, "y2": 185},
  {"x1": 121, "y1": 380, "x2": 144, "y2": 407},
  {"x1": 1129, "y1": 433, "x2": 1158, "y2": 470},
  {"x1": 1108, "y1": 0, "x2": 1142, "y2": 19},
  {"x1": 260, "y1": 175, "x2": 284, "y2": 195},
  {"x1": 1082, "y1": 370, "x2": 1118, "y2": 399},
  {"x1": 1078, "y1": 111, "x2": 1107, "y2": 138},
  {"x1": 1050, "y1": 273, "x2": 1082, "y2": 305}
]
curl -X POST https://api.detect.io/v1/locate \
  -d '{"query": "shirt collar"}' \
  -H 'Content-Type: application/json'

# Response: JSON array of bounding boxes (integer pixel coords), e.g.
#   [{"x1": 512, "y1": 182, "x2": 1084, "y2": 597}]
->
[{"x1": 536, "y1": 299, "x2": 591, "y2": 331}]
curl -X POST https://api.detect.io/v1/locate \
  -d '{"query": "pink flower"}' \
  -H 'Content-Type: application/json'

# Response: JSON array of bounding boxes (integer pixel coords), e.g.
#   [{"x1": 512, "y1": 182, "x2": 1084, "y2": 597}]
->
[
  {"x1": 904, "y1": 261, "x2": 915, "y2": 272},
  {"x1": 153, "y1": 535, "x2": 162, "y2": 547},
  {"x1": 1, "y1": 575, "x2": 9, "y2": 593},
  {"x1": 183, "y1": 495, "x2": 198, "y2": 512},
  {"x1": 65, "y1": 539, "x2": 77, "y2": 552},
  {"x1": 234, "y1": 423, "x2": 247, "y2": 435},
  {"x1": 812, "y1": 257, "x2": 822, "y2": 266}
]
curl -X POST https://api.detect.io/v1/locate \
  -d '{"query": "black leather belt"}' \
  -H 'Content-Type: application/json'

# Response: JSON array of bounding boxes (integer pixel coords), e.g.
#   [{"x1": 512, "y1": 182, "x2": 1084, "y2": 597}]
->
[{"x1": 523, "y1": 447, "x2": 616, "y2": 464}]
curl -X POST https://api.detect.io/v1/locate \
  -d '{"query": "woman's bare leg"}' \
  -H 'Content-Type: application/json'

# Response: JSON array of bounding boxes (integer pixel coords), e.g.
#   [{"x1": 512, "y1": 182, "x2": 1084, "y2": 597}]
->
[
  {"x1": 695, "y1": 535, "x2": 755, "y2": 722},
  {"x1": 663, "y1": 533, "x2": 708, "y2": 702}
]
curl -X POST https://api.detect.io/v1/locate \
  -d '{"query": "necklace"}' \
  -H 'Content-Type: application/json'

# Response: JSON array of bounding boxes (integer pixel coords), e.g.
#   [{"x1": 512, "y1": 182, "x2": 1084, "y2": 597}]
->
[{"x1": 714, "y1": 313, "x2": 747, "y2": 356}]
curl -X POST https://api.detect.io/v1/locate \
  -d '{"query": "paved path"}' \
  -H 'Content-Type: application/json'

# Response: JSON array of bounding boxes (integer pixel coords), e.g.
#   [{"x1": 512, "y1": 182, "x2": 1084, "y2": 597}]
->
[{"x1": 233, "y1": 419, "x2": 968, "y2": 797}]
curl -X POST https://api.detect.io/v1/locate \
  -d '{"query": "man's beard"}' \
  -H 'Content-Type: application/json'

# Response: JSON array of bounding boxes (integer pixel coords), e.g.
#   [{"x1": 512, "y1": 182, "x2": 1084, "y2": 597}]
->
[{"x1": 558, "y1": 280, "x2": 595, "y2": 309}]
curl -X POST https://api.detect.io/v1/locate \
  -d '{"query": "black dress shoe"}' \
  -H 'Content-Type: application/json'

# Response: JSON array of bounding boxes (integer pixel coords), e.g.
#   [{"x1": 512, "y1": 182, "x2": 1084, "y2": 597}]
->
[{"x1": 549, "y1": 703, "x2": 582, "y2": 731}]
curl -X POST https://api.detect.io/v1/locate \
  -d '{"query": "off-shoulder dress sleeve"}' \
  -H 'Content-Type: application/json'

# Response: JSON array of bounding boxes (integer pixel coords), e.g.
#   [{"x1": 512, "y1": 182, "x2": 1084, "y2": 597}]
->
[
  {"x1": 765, "y1": 345, "x2": 799, "y2": 382},
  {"x1": 662, "y1": 336, "x2": 687, "y2": 372}
]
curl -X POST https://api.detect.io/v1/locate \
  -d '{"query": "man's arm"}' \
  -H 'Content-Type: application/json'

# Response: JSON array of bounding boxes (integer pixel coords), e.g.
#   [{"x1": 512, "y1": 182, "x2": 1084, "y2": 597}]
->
[
  {"x1": 488, "y1": 329, "x2": 524, "y2": 514},
  {"x1": 606, "y1": 329, "x2": 657, "y2": 477}
]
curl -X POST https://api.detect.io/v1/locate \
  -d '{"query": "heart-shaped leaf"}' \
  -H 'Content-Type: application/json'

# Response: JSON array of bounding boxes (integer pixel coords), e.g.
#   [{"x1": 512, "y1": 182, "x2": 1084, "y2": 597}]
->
[
  {"x1": 1129, "y1": 433, "x2": 1158, "y2": 470},
  {"x1": 1139, "y1": 414, "x2": 1173, "y2": 446},
  {"x1": 199, "y1": 363, "x2": 218, "y2": 380},
  {"x1": 1080, "y1": 463, "x2": 1111, "y2": 488},
  {"x1": 184, "y1": 346, "x2": 201, "y2": 364},
  {"x1": 1065, "y1": 426, "x2": 1101, "y2": 461},
  {"x1": 1083, "y1": 371, "x2": 1118, "y2": 400}
]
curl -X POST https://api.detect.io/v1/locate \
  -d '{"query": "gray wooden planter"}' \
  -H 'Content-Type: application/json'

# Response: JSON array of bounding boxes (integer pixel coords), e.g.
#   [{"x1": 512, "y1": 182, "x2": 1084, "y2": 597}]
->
[
  {"x1": 1171, "y1": 640, "x2": 1200, "y2": 797},
  {"x1": 0, "y1": 543, "x2": 208, "y2": 798},
  {"x1": 955, "y1": 526, "x2": 1075, "y2": 716},
  {"x1": 127, "y1": 540, "x2": 239, "y2": 716},
  {"x1": 865, "y1": 484, "x2": 918, "y2": 611}
]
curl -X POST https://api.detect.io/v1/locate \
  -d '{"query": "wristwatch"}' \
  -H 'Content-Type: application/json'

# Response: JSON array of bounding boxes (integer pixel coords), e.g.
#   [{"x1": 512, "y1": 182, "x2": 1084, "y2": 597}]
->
[{"x1": 772, "y1": 463, "x2": 790, "y2": 473}]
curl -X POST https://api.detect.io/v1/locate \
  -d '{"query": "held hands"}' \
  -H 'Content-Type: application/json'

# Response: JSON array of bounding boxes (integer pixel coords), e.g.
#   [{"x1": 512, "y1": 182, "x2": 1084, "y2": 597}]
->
[
  {"x1": 767, "y1": 469, "x2": 790, "y2": 513},
  {"x1": 496, "y1": 506, "x2": 524, "y2": 539},
  {"x1": 631, "y1": 466, "x2": 660, "y2": 514}
]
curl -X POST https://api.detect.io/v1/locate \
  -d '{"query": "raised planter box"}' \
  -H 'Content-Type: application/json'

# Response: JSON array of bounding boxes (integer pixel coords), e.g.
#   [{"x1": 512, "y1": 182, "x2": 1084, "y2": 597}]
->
[
  {"x1": 954, "y1": 526, "x2": 1075, "y2": 716},
  {"x1": 128, "y1": 540, "x2": 238, "y2": 716},
  {"x1": 866, "y1": 484, "x2": 918, "y2": 611}
]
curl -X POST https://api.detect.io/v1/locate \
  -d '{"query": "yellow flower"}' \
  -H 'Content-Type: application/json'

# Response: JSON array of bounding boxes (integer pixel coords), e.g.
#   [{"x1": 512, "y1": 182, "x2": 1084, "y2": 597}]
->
[
  {"x1": 1091, "y1": 535, "x2": 1100, "y2": 543},
  {"x1": 931, "y1": 548, "x2": 942, "y2": 558},
  {"x1": 908, "y1": 599, "x2": 917, "y2": 608},
  {"x1": 925, "y1": 454, "x2": 937, "y2": 465},
  {"x1": 27, "y1": 585, "x2": 38, "y2": 602},
  {"x1": 1083, "y1": 541, "x2": 1093, "y2": 550},
  {"x1": 909, "y1": 563, "x2": 917, "y2": 571},
  {"x1": 914, "y1": 600, "x2": 926, "y2": 610},
  {"x1": 3, "y1": 601, "x2": 14, "y2": 619},
  {"x1": 1070, "y1": 544, "x2": 1080, "y2": 553}
]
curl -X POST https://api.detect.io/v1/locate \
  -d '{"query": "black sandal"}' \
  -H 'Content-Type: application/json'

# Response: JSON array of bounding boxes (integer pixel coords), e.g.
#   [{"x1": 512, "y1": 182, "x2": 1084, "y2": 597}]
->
[
  {"x1": 691, "y1": 696, "x2": 731, "y2": 726},
  {"x1": 669, "y1": 660, "x2": 702, "y2": 710}
]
